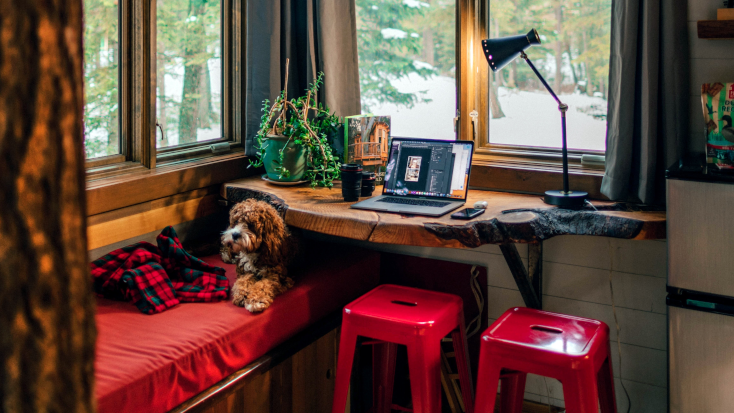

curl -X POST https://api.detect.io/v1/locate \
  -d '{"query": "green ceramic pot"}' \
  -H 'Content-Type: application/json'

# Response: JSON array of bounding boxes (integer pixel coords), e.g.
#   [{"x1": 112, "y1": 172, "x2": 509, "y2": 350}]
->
[{"x1": 262, "y1": 134, "x2": 307, "y2": 181}]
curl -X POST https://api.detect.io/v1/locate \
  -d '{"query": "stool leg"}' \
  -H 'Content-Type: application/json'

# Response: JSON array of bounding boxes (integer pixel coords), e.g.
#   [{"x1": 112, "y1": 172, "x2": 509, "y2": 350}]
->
[
  {"x1": 451, "y1": 328, "x2": 475, "y2": 413},
  {"x1": 474, "y1": 359, "x2": 503, "y2": 413},
  {"x1": 499, "y1": 371, "x2": 526, "y2": 413},
  {"x1": 561, "y1": 369, "x2": 600, "y2": 413},
  {"x1": 597, "y1": 355, "x2": 618, "y2": 413},
  {"x1": 372, "y1": 342, "x2": 398, "y2": 413},
  {"x1": 332, "y1": 325, "x2": 359, "y2": 413},
  {"x1": 407, "y1": 340, "x2": 442, "y2": 413}
]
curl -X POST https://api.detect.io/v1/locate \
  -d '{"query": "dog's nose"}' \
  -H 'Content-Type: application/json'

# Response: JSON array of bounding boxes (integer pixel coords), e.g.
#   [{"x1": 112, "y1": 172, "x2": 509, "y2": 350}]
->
[{"x1": 231, "y1": 232, "x2": 241, "y2": 241}]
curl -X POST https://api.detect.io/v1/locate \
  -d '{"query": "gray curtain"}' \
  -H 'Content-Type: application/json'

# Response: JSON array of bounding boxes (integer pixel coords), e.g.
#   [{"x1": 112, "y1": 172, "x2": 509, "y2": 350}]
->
[
  {"x1": 245, "y1": 0, "x2": 361, "y2": 156},
  {"x1": 601, "y1": 0, "x2": 689, "y2": 204}
]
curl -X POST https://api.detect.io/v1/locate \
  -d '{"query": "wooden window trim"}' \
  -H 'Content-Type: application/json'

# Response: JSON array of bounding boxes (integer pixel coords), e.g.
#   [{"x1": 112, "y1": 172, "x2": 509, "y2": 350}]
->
[
  {"x1": 86, "y1": 150, "x2": 253, "y2": 216},
  {"x1": 84, "y1": 0, "x2": 248, "y2": 213},
  {"x1": 85, "y1": 0, "x2": 244, "y2": 168},
  {"x1": 154, "y1": 0, "x2": 243, "y2": 161},
  {"x1": 456, "y1": 0, "x2": 606, "y2": 199}
]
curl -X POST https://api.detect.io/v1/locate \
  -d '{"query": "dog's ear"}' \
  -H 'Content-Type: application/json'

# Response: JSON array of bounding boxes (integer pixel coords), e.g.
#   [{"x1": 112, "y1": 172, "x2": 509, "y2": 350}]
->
[
  {"x1": 256, "y1": 202, "x2": 286, "y2": 264},
  {"x1": 229, "y1": 199, "x2": 256, "y2": 227}
]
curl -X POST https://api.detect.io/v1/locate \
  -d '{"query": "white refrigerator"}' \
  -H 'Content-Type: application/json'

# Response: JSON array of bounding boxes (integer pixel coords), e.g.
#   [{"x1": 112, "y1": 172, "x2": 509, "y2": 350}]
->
[{"x1": 667, "y1": 165, "x2": 734, "y2": 413}]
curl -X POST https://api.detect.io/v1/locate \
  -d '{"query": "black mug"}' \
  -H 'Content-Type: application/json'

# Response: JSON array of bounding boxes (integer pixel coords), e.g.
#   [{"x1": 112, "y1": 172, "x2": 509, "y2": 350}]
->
[
  {"x1": 361, "y1": 171, "x2": 376, "y2": 197},
  {"x1": 340, "y1": 164, "x2": 363, "y2": 202}
]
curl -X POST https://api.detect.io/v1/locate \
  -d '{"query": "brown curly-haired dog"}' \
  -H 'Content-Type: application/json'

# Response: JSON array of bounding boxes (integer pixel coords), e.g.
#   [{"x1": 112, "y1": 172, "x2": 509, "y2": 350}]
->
[{"x1": 220, "y1": 199, "x2": 297, "y2": 312}]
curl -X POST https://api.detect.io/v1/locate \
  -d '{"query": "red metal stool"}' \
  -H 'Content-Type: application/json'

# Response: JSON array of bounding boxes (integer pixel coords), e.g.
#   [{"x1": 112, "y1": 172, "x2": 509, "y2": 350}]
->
[
  {"x1": 474, "y1": 307, "x2": 617, "y2": 413},
  {"x1": 331, "y1": 284, "x2": 474, "y2": 413}
]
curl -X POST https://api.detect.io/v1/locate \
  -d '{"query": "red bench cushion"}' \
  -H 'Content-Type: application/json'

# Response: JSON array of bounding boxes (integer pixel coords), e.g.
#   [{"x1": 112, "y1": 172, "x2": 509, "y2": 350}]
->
[{"x1": 95, "y1": 246, "x2": 379, "y2": 413}]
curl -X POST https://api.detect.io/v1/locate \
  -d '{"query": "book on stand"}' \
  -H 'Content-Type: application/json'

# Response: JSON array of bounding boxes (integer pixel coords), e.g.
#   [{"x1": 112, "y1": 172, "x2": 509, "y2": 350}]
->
[{"x1": 344, "y1": 115, "x2": 391, "y2": 185}]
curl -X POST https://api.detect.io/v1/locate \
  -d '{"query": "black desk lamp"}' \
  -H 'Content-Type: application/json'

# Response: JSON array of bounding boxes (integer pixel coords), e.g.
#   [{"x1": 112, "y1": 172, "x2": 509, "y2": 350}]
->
[{"x1": 482, "y1": 29, "x2": 588, "y2": 208}]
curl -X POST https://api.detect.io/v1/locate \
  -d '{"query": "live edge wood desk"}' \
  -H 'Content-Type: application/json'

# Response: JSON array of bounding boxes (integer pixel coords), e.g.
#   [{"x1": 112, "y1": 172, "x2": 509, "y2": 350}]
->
[{"x1": 222, "y1": 176, "x2": 666, "y2": 310}]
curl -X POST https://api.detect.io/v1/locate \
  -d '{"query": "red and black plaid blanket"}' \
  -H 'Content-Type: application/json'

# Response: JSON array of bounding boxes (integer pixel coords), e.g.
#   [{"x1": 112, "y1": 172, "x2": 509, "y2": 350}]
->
[{"x1": 91, "y1": 226, "x2": 229, "y2": 314}]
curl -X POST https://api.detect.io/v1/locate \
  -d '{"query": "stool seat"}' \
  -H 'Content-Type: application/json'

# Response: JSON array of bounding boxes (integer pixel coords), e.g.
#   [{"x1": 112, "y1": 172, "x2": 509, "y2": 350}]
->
[
  {"x1": 345, "y1": 284, "x2": 464, "y2": 338},
  {"x1": 487, "y1": 307, "x2": 602, "y2": 355},
  {"x1": 332, "y1": 285, "x2": 474, "y2": 413},
  {"x1": 475, "y1": 307, "x2": 617, "y2": 413}
]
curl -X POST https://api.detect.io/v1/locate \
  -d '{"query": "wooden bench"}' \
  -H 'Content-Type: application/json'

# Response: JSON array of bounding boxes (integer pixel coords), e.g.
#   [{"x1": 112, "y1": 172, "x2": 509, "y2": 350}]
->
[{"x1": 94, "y1": 242, "x2": 380, "y2": 413}]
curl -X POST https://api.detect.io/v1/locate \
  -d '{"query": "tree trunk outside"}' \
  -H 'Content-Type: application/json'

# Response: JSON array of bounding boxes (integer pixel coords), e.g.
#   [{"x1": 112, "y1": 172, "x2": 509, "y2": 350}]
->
[
  {"x1": 0, "y1": 1, "x2": 96, "y2": 412},
  {"x1": 489, "y1": 79, "x2": 505, "y2": 119},
  {"x1": 198, "y1": 62, "x2": 212, "y2": 129},
  {"x1": 493, "y1": 19, "x2": 504, "y2": 87},
  {"x1": 583, "y1": 31, "x2": 593, "y2": 96},
  {"x1": 509, "y1": 60, "x2": 517, "y2": 88},
  {"x1": 565, "y1": 42, "x2": 578, "y2": 85},
  {"x1": 554, "y1": 2, "x2": 563, "y2": 93},
  {"x1": 179, "y1": 0, "x2": 207, "y2": 143}
]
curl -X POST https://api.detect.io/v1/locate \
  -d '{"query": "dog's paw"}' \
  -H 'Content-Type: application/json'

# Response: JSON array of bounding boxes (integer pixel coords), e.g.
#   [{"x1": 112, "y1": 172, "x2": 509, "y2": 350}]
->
[
  {"x1": 244, "y1": 299, "x2": 271, "y2": 313},
  {"x1": 231, "y1": 278, "x2": 248, "y2": 307},
  {"x1": 232, "y1": 293, "x2": 246, "y2": 307}
]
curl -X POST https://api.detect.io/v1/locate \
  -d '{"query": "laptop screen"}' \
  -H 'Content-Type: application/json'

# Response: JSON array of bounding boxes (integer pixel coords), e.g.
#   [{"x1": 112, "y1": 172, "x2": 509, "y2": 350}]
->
[{"x1": 382, "y1": 138, "x2": 474, "y2": 200}]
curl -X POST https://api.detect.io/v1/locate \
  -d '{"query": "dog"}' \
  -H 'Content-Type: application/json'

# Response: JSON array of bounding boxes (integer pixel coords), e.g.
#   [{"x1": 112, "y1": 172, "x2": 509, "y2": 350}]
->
[{"x1": 220, "y1": 199, "x2": 297, "y2": 312}]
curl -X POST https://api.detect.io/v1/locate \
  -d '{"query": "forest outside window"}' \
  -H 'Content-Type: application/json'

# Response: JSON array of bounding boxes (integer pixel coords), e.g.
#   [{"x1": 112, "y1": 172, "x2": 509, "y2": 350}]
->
[
  {"x1": 83, "y1": 0, "x2": 239, "y2": 173},
  {"x1": 84, "y1": 0, "x2": 120, "y2": 160},
  {"x1": 156, "y1": 0, "x2": 223, "y2": 149},
  {"x1": 355, "y1": 0, "x2": 457, "y2": 140},
  {"x1": 484, "y1": 0, "x2": 611, "y2": 155}
]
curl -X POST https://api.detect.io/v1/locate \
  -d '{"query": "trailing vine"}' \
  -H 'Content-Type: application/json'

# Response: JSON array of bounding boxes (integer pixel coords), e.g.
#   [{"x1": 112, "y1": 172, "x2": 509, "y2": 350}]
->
[{"x1": 249, "y1": 66, "x2": 342, "y2": 188}]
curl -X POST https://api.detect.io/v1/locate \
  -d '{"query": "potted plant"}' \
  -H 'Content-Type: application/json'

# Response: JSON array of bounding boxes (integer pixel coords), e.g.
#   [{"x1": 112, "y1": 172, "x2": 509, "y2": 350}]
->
[{"x1": 250, "y1": 70, "x2": 341, "y2": 188}]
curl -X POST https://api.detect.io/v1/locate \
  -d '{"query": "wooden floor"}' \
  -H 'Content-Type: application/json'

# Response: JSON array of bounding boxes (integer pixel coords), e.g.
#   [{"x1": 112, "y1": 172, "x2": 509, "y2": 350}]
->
[{"x1": 515, "y1": 400, "x2": 564, "y2": 413}]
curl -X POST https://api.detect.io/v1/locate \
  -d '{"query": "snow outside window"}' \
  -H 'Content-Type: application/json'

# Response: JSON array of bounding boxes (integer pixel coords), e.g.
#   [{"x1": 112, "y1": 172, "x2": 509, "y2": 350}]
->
[
  {"x1": 487, "y1": 0, "x2": 611, "y2": 152},
  {"x1": 356, "y1": 0, "x2": 457, "y2": 141}
]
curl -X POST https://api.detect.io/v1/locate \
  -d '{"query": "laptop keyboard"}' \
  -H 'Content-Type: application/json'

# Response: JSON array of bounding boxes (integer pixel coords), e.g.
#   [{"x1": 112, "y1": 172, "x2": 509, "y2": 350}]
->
[{"x1": 377, "y1": 197, "x2": 451, "y2": 208}]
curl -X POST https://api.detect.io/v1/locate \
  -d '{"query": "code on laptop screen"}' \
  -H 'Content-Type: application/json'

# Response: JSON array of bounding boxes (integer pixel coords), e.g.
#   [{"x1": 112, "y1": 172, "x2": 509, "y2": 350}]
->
[{"x1": 383, "y1": 140, "x2": 472, "y2": 199}]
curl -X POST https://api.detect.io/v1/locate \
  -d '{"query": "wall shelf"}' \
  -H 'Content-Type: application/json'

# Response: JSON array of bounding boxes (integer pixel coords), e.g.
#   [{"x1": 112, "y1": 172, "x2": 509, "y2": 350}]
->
[{"x1": 698, "y1": 20, "x2": 734, "y2": 39}]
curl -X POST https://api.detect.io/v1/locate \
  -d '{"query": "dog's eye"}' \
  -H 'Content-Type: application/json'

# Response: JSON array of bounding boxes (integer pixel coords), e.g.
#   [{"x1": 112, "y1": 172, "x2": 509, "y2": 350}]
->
[{"x1": 231, "y1": 233, "x2": 241, "y2": 241}]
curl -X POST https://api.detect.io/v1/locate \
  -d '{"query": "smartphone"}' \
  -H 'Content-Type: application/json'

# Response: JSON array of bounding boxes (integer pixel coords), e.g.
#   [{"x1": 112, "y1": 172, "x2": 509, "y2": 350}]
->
[{"x1": 451, "y1": 208, "x2": 485, "y2": 220}]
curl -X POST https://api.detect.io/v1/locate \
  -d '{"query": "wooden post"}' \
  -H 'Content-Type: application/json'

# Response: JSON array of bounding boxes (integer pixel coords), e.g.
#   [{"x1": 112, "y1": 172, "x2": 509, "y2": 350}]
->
[{"x1": 0, "y1": 1, "x2": 96, "y2": 412}]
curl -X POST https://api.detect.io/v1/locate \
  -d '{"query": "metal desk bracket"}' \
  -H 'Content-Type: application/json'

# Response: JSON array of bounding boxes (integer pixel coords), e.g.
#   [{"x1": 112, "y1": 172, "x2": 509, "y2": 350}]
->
[{"x1": 499, "y1": 242, "x2": 543, "y2": 309}]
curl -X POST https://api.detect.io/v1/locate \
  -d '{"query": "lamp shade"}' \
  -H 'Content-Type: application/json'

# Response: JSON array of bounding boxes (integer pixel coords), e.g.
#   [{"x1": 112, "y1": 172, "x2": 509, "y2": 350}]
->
[{"x1": 482, "y1": 29, "x2": 541, "y2": 71}]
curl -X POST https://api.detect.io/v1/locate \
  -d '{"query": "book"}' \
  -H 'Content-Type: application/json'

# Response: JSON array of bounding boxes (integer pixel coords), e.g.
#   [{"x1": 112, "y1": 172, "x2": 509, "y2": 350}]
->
[
  {"x1": 344, "y1": 115, "x2": 391, "y2": 185},
  {"x1": 701, "y1": 83, "x2": 734, "y2": 172}
]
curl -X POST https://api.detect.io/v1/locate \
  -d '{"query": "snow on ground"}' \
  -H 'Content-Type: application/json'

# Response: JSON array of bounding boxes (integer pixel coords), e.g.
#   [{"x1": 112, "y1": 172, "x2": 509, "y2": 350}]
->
[{"x1": 364, "y1": 73, "x2": 607, "y2": 151}]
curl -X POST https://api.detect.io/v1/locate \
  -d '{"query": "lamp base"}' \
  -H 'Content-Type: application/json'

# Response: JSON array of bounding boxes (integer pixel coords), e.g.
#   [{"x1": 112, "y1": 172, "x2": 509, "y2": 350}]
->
[{"x1": 543, "y1": 190, "x2": 588, "y2": 208}]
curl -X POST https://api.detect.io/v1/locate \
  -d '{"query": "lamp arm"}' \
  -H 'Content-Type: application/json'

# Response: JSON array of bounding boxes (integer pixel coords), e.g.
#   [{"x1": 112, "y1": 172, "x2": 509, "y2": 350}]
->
[
  {"x1": 519, "y1": 51, "x2": 566, "y2": 110},
  {"x1": 520, "y1": 51, "x2": 570, "y2": 194}
]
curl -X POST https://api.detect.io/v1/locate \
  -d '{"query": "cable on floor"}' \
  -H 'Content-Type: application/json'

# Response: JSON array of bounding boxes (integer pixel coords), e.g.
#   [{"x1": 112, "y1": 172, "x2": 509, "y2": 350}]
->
[{"x1": 608, "y1": 239, "x2": 631, "y2": 413}]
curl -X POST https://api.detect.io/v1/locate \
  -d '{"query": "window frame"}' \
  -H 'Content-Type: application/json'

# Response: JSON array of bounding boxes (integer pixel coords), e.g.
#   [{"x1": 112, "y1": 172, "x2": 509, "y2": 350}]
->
[
  {"x1": 83, "y1": 0, "x2": 248, "y2": 217},
  {"x1": 85, "y1": 0, "x2": 244, "y2": 178},
  {"x1": 456, "y1": 0, "x2": 606, "y2": 195}
]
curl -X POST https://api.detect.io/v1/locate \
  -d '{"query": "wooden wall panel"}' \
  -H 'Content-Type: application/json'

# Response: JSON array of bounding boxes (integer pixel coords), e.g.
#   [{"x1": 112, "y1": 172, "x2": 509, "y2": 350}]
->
[
  {"x1": 87, "y1": 186, "x2": 225, "y2": 251},
  {"x1": 190, "y1": 328, "x2": 338, "y2": 413}
]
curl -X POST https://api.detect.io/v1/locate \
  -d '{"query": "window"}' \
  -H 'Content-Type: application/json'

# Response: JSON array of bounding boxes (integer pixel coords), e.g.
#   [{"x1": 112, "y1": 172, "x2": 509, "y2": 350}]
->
[
  {"x1": 485, "y1": 0, "x2": 611, "y2": 153},
  {"x1": 83, "y1": 0, "x2": 240, "y2": 173},
  {"x1": 156, "y1": 0, "x2": 223, "y2": 148},
  {"x1": 355, "y1": 0, "x2": 457, "y2": 140},
  {"x1": 355, "y1": 0, "x2": 611, "y2": 168},
  {"x1": 83, "y1": 0, "x2": 120, "y2": 159}
]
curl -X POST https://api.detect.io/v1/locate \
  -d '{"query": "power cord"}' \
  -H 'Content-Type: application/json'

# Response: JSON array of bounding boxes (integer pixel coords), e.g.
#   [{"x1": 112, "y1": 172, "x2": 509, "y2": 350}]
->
[
  {"x1": 465, "y1": 265, "x2": 485, "y2": 338},
  {"x1": 608, "y1": 240, "x2": 631, "y2": 413}
]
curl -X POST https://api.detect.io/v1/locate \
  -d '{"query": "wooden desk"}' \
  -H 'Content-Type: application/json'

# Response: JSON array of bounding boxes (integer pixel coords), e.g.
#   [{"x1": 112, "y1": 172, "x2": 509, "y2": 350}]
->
[{"x1": 222, "y1": 177, "x2": 666, "y2": 309}]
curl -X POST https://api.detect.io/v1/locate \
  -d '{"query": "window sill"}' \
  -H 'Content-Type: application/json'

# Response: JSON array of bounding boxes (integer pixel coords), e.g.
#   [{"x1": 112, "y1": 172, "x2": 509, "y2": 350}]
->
[
  {"x1": 469, "y1": 154, "x2": 607, "y2": 200},
  {"x1": 86, "y1": 149, "x2": 254, "y2": 216}
]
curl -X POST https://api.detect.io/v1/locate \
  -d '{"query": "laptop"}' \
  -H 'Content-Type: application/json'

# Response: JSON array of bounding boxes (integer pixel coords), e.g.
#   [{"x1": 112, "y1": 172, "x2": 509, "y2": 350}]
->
[{"x1": 351, "y1": 137, "x2": 474, "y2": 217}]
